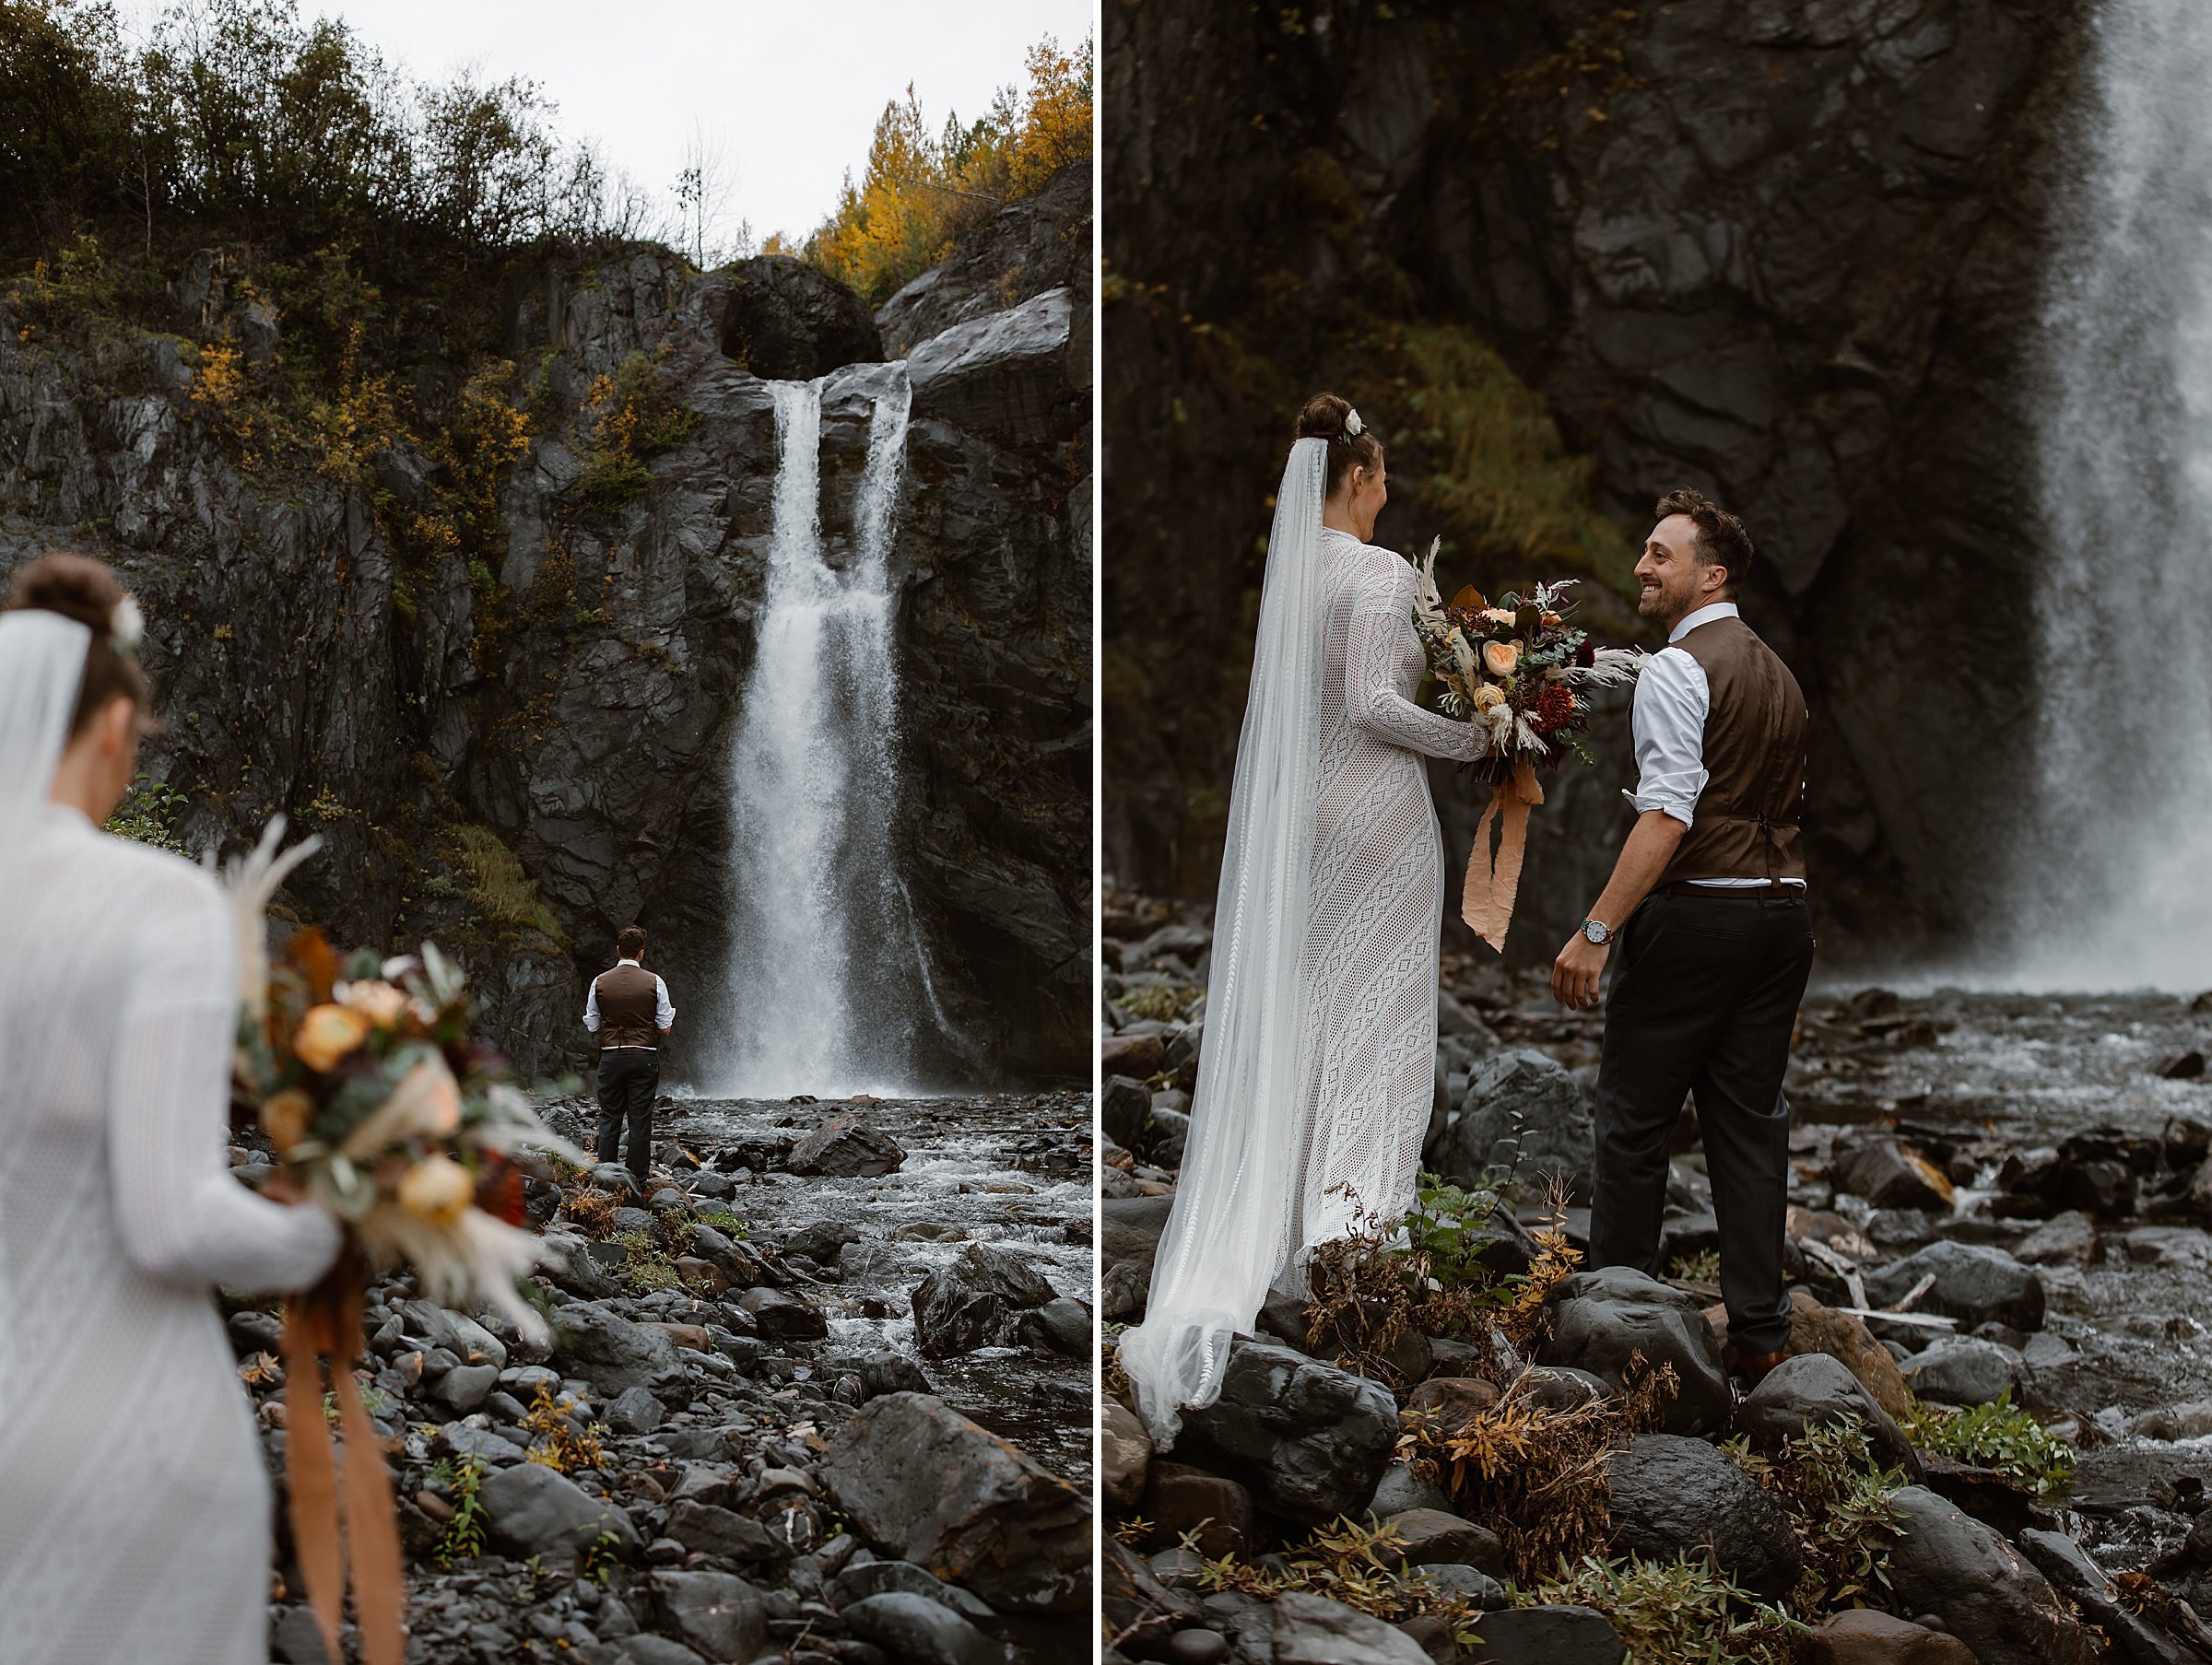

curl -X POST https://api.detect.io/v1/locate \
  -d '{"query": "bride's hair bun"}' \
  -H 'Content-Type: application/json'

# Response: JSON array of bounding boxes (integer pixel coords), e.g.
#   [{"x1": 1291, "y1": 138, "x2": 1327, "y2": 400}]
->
[
  {"x1": 1294, "y1": 393, "x2": 1384, "y2": 494},
  {"x1": 4, "y1": 550, "x2": 150, "y2": 734}
]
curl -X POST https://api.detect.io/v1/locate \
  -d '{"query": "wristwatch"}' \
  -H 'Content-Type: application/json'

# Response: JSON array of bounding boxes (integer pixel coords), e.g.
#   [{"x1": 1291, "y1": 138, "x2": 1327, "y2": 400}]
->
[{"x1": 1579, "y1": 918, "x2": 1613, "y2": 945}]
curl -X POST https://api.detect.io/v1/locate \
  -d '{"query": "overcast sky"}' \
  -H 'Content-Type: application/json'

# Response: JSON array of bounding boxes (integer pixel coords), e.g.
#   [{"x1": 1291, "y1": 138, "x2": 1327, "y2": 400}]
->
[{"x1": 111, "y1": 1, "x2": 1095, "y2": 247}]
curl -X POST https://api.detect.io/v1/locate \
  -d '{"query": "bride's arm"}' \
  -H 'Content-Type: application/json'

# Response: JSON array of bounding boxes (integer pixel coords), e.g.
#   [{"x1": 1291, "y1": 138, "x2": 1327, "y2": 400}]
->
[
  {"x1": 1347, "y1": 560, "x2": 1487, "y2": 761},
  {"x1": 107, "y1": 867, "x2": 342, "y2": 1294}
]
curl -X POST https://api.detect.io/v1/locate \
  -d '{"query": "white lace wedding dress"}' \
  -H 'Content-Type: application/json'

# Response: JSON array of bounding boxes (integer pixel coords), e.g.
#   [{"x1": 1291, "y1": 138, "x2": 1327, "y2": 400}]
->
[
  {"x1": 0, "y1": 803, "x2": 342, "y2": 1665},
  {"x1": 1291, "y1": 529, "x2": 1487, "y2": 1255}
]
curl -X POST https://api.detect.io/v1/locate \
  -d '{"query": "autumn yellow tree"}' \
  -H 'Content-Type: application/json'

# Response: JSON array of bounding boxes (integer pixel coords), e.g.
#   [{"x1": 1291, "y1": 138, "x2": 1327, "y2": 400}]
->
[{"x1": 806, "y1": 33, "x2": 1092, "y2": 304}]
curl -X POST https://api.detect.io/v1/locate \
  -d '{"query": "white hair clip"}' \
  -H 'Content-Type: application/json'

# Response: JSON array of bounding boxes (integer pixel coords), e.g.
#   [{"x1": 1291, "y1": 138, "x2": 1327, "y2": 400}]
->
[
  {"x1": 111, "y1": 594, "x2": 144, "y2": 659},
  {"x1": 1343, "y1": 408, "x2": 1364, "y2": 442}
]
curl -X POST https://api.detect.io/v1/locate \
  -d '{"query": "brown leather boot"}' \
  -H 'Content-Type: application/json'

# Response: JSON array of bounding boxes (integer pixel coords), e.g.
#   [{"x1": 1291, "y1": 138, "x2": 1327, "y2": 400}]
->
[{"x1": 1724, "y1": 1343, "x2": 1790, "y2": 1388}]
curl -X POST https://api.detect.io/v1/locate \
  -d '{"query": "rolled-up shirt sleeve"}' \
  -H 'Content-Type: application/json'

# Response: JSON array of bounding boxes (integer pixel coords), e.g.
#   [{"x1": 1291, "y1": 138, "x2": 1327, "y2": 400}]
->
[
  {"x1": 654, "y1": 977, "x2": 675, "y2": 1031},
  {"x1": 1625, "y1": 646, "x2": 1710, "y2": 827}
]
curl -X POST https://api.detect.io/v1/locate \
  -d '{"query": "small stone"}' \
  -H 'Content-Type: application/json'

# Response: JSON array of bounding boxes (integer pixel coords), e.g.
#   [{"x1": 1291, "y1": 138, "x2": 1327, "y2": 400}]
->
[
  {"x1": 1270, "y1": 1591, "x2": 1431, "y2": 1664},
  {"x1": 438, "y1": 1363, "x2": 500, "y2": 1413},
  {"x1": 1463, "y1": 1604, "x2": 1624, "y2": 1665},
  {"x1": 1414, "y1": 1564, "x2": 1505, "y2": 1607},
  {"x1": 787, "y1": 1114, "x2": 906, "y2": 1178},
  {"x1": 2015, "y1": 1211, "x2": 2096, "y2": 1265},
  {"x1": 1901, "y1": 1336, "x2": 2030, "y2": 1408},
  {"x1": 1539, "y1": 1266, "x2": 1731, "y2": 1436},
  {"x1": 1864, "y1": 1242, "x2": 2045, "y2": 1332},
  {"x1": 1102, "y1": 1073, "x2": 1154, "y2": 1149},
  {"x1": 647, "y1": 1568, "x2": 766, "y2": 1663},
  {"x1": 1165, "y1": 1628, "x2": 1230, "y2": 1665},
  {"x1": 1605, "y1": 1434, "x2": 1802, "y2": 1599},
  {"x1": 477, "y1": 1463, "x2": 642, "y2": 1562},
  {"x1": 1802, "y1": 1608, "x2": 1978, "y2": 1664},
  {"x1": 734, "y1": 1286, "x2": 828, "y2": 1341},
  {"x1": 1103, "y1": 1399, "x2": 1152, "y2": 1513},
  {"x1": 606, "y1": 1386, "x2": 666, "y2": 1435},
  {"x1": 666, "y1": 1499, "x2": 777, "y2": 1562},
  {"x1": 1382, "y1": 1508, "x2": 1504, "y2": 1575},
  {"x1": 1175, "y1": 1340, "x2": 1398, "y2": 1524},
  {"x1": 839, "y1": 1591, "x2": 1000, "y2": 1665},
  {"x1": 1146, "y1": 1462, "x2": 1253, "y2": 1556},
  {"x1": 1834, "y1": 1140, "x2": 1956, "y2": 1211},
  {"x1": 1735, "y1": 1352, "x2": 1918, "y2": 1474}
]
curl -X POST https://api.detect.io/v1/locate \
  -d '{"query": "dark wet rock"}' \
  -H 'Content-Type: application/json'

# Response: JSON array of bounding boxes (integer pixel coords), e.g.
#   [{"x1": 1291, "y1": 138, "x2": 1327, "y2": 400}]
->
[
  {"x1": 2022, "y1": 1527, "x2": 2201, "y2": 1665},
  {"x1": 1404, "y1": 1376, "x2": 1501, "y2": 1430},
  {"x1": 436, "y1": 1362, "x2": 499, "y2": 1413},
  {"x1": 646, "y1": 1568, "x2": 767, "y2": 1664},
  {"x1": 912, "y1": 1241, "x2": 1059, "y2": 1356},
  {"x1": 787, "y1": 1114, "x2": 906, "y2": 1178},
  {"x1": 843, "y1": 1347, "x2": 934, "y2": 1400},
  {"x1": 840, "y1": 1591, "x2": 1002, "y2": 1665},
  {"x1": 1102, "y1": 1074, "x2": 1153, "y2": 1150},
  {"x1": 1461, "y1": 1604, "x2": 1624, "y2": 1665},
  {"x1": 666, "y1": 1499, "x2": 779, "y2": 1563},
  {"x1": 478, "y1": 1462, "x2": 641, "y2": 1561},
  {"x1": 1604, "y1": 1434, "x2": 1803, "y2": 1600},
  {"x1": 1915, "y1": 1452, "x2": 2051, "y2": 1541},
  {"x1": 907, "y1": 286, "x2": 1079, "y2": 450},
  {"x1": 735, "y1": 1285, "x2": 829, "y2": 1342},
  {"x1": 599, "y1": 1637, "x2": 707, "y2": 1665},
  {"x1": 1538, "y1": 1266, "x2": 1731, "y2": 1436},
  {"x1": 1884, "y1": 1485, "x2": 2100, "y2": 1665},
  {"x1": 1864, "y1": 1241, "x2": 2045, "y2": 1331},
  {"x1": 1367, "y1": 1461, "x2": 1453, "y2": 1518},
  {"x1": 1101, "y1": 1035, "x2": 1165, "y2": 1080},
  {"x1": 828, "y1": 1558, "x2": 997, "y2": 1623},
  {"x1": 1269, "y1": 1592, "x2": 1430, "y2": 1665},
  {"x1": 550, "y1": 1301, "x2": 684, "y2": 1396},
  {"x1": 820, "y1": 1392, "x2": 1090, "y2": 1615},
  {"x1": 1516, "y1": 1365, "x2": 1612, "y2": 1413},
  {"x1": 1174, "y1": 1338, "x2": 1399, "y2": 1524},
  {"x1": 606, "y1": 1385, "x2": 666, "y2": 1435},
  {"x1": 1802, "y1": 1609, "x2": 1978, "y2": 1665},
  {"x1": 1018, "y1": 1295, "x2": 1093, "y2": 1357},
  {"x1": 1735, "y1": 1351, "x2": 1918, "y2": 1476},
  {"x1": 1834, "y1": 1140, "x2": 1955, "y2": 1212},
  {"x1": 1146, "y1": 1461, "x2": 1253, "y2": 1556},
  {"x1": 1103, "y1": 1400, "x2": 1152, "y2": 1512},
  {"x1": 1102, "y1": 1540, "x2": 1203, "y2": 1651},
  {"x1": 1413, "y1": 1563, "x2": 1506, "y2": 1608},
  {"x1": 1382, "y1": 1508, "x2": 1504, "y2": 1577},
  {"x1": 2015, "y1": 1210, "x2": 2097, "y2": 1264},
  {"x1": 718, "y1": 253, "x2": 881, "y2": 380},
  {"x1": 1426, "y1": 1049, "x2": 1592, "y2": 1202},
  {"x1": 1901, "y1": 1335, "x2": 2029, "y2": 1407}
]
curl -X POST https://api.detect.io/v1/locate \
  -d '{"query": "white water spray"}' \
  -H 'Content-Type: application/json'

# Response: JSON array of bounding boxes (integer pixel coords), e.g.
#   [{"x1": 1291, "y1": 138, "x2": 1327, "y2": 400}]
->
[
  {"x1": 2012, "y1": 0, "x2": 2212, "y2": 989},
  {"x1": 713, "y1": 369, "x2": 947, "y2": 1095}
]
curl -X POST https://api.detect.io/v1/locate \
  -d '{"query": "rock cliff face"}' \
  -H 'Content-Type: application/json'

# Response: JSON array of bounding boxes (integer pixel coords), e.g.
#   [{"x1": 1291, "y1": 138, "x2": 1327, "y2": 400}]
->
[
  {"x1": 1105, "y1": 0, "x2": 2088, "y2": 960},
  {"x1": 0, "y1": 165, "x2": 1090, "y2": 1081}
]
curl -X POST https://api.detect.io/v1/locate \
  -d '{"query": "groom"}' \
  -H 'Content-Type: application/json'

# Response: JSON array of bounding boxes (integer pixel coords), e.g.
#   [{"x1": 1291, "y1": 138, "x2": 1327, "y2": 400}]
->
[
  {"x1": 584, "y1": 925, "x2": 677, "y2": 1187},
  {"x1": 1551, "y1": 487, "x2": 1813, "y2": 1387}
]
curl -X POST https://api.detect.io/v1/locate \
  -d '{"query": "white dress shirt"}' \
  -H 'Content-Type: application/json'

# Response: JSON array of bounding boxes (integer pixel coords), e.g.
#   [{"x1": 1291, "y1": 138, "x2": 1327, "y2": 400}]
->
[
  {"x1": 582, "y1": 957, "x2": 677, "y2": 1044},
  {"x1": 1626, "y1": 601, "x2": 1807, "y2": 890}
]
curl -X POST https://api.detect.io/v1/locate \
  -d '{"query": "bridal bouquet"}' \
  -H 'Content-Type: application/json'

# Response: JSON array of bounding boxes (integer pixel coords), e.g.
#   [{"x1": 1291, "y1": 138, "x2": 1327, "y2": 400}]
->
[
  {"x1": 1409, "y1": 541, "x2": 1643, "y2": 950},
  {"x1": 218, "y1": 822, "x2": 577, "y2": 1665}
]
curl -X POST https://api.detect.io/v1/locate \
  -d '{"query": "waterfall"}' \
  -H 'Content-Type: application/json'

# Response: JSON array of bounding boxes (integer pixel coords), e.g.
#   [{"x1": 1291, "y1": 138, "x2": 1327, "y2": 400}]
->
[
  {"x1": 2014, "y1": 0, "x2": 2212, "y2": 988},
  {"x1": 712, "y1": 369, "x2": 944, "y2": 1096}
]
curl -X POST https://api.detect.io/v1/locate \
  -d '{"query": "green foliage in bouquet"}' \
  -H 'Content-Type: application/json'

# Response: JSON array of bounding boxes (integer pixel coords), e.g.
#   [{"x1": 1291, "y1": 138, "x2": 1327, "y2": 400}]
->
[{"x1": 1900, "y1": 1389, "x2": 2075, "y2": 1500}]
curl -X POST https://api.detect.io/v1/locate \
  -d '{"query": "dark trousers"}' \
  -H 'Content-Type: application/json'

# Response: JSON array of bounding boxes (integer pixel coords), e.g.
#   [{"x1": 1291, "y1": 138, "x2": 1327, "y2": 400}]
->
[
  {"x1": 1589, "y1": 890, "x2": 1816, "y2": 1354},
  {"x1": 595, "y1": 1049, "x2": 659, "y2": 1181}
]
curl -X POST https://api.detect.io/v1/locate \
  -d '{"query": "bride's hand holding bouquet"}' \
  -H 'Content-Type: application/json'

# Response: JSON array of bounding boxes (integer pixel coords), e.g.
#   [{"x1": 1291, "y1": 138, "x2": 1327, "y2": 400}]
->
[{"x1": 1408, "y1": 540, "x2": 1642, "y2": 949}]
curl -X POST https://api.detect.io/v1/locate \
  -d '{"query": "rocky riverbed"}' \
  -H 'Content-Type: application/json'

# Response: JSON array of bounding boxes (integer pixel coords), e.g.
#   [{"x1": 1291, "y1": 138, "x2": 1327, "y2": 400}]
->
[
  {"x1": 1101, "y1": 889, "x2": 2212, "y2": 1663},
  {"x1": 228, "y1": 1088, "x2": 1093, "y2": 1665}
]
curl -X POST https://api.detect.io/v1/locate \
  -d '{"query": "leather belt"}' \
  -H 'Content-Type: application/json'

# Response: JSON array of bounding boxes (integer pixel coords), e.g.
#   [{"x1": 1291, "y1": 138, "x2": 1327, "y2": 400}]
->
[{"x1": 1659, "y1": 880, "x2": 1806, "y2": 897}]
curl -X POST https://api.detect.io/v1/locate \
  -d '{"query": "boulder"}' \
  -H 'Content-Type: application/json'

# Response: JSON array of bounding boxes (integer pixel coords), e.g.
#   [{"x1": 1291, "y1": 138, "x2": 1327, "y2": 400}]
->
[
  {"x1": 828, "y1": 1559, "x2": 997, "y2": 1623},
  {"x1": 1103, "y1": 1400, "x2": 1153, "y2": 1513},
  {"x1": 820, "y1": 1392, "x2": 1089, "y2": 1614},
  {"x1": 1735, "y1": 1352, "x2": 1918, "y2": 1475},
  {"x1": 912, "y1": 1242, "x2": 1059, "y2": 1356},
  {"x1": 647, "y1": 1569, "x2": 766, "y2": 1664},
  {"x1": 1802, "y1": 1609, "x2": 1978, "y2": 1665},
  {"x1": 550, "y1": 1301, "x2": 684, "y2": 1396},
  {"x1": 1538, "y1": 1266, "x2": 1732, "y2": 1435},
  {"x1": 1101, "y1": 1035, "x2": 1165, "y2": 1078},
  {"x1": 1901, "y1": 1335, "x2": 2030, "y2": 1407},
  {"x1": 1778, "y1": 1292, "x2": 1914, "y2": 1421},
  {"x1": 719, "y1": 254, "x2": 882, "y2": 379},
  {"x1": 787, "y1": 1114, "x2": 905, "y2": 1178},
  {"x1": 1269, "y1": 1592, "x2": 1431, "y2": 1665},
  {"x1": 1864, "y1": 1241, "x2": 2045, "y2": 1331},
  {"x1": 1368, "y1": 1461, "x2": 1453, "y2": 1517},
  {"x1": 1833, "y1": 1141, "x2": 1955, "y2": 1211},
  {"x1": 1102, "y1": 1073, "x2": 1153, "y2": 1150},
  {"x1": 666, "y1": 1500, "x2": 778, "y2": 1562},
  {"x1": 1175, "y1": 1339, "x2": 1399, "y2": 1524},
  {"x1": 682, "y1": 1222, "x2": 782, "y2": 1289},
  {"x1": 1403, "y1": 1376, "x2": 1500, "y2": 1430},
  {"x1": 1101, "y1": 1539, "x2": 1202, "y2": 1654},
  {"x1": 1462, "y1": 1605, "x2": 1624, "y2": 1665},
  {"x1": 1516, "y1": 1366, "x2": 1612, "y2": 1413},
  {"x1": 2014, "y1": 1210, "x2": 2097, "y2": 1265},
  {"x1": 735, "y1": 1285, "x2": 829, "y2": 1342},
  {"x1": 1146, "y1": 1461, "x2": 1253, "y2": 1556},
  {"x1": 1603, "y1": 1434, "x2": 1804, "y2": 1600},
  {"x1": 1381, "y1": 1508, "x2": 1504, "y2": 1577},
  {"x1": 1018, "y1": 1295, "x2": 1093, "y2": 1357},
  {"x1": 606, "y1": 1386, "x2": 667, "y2": 1436},
  {"x1": 1426, "y1": 1049, "x2": 1593, "y2": 1202},
  {"x1": 1884, "y1": 1485, "x2": 2100, "y2": 1665},
  {"x1": 907, "y1": 286, "x2": 1077, "y2": 448},
  {"x1": 839, "y1": 1592, "x2": 1002, "y2": 1665},
  {"x1": 400, "y1": 1300, "x2": 508, "y2": 1372},
  {"x1": 477, "y1": 1463, "x2": 641, "y2": 1562}
]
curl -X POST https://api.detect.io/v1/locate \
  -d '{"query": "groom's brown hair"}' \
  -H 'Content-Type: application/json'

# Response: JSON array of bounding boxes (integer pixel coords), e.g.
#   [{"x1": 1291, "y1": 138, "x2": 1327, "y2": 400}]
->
[
  {"x1": 618, "y1": 925, "x2": 646, "y2": 958},
  {"x1": 1656, "y1": 488, "x2": 1754, "y2": 598}
]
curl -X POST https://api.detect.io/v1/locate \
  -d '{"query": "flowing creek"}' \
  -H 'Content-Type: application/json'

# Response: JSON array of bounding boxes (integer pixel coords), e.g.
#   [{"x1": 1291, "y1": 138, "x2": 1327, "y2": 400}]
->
[{"x1": 661, "y1": 1088, "x2": 1095, "y2": 1487}]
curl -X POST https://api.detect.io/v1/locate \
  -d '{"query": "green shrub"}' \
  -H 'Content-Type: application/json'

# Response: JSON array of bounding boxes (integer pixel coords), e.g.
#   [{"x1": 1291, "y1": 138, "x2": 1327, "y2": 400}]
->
[
  {"x1": 1901, "y1": 1389, "x2": 2075, "y2": 1500},
  {"x1": 1523, "y1": 1554, "x2": 1795, "y2": 1665},
  {"x1": 105, "y1": 773, "x2": 190, "y2": 852},
  {"x1": 452, "y1": 824, "x2": 565, "y2": 944}
]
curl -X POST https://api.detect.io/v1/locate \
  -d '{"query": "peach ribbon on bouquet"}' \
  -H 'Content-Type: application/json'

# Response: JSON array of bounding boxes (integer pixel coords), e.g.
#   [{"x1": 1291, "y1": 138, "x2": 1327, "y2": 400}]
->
[
  {"x1": 1462, "y1": 759, "x2": 1544, "y2": 952},
  {"x1": 283, "y1": 1249, "x2": 406, "y2": 1665}
]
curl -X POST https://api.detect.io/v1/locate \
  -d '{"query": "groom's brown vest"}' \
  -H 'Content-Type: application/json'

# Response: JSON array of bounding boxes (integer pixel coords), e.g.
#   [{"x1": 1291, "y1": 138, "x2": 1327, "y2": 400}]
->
[
  {"x1": 594, "y1": 963, "x2": 663, "y2": 1049},
  {"x1": 1657, "y1": 614, "x2": 1808, "y2": 886}
]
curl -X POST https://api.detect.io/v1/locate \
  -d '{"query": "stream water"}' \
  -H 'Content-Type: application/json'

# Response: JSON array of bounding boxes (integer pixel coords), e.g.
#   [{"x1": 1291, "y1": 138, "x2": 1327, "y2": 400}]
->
[{"x1": 664, "y1": 1087, "x2": 1096, "y2": 1486}]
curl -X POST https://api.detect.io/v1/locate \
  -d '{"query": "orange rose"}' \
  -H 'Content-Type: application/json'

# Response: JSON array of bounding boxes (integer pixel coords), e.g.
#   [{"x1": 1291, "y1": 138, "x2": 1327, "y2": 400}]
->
[
  {"x1": 396, "y1": 1154, "x2": 476, "y2": 1225},
  {"x1": 1482, "y1": 640, "x2": 1520, "y2": 676},
  {"x1": 294, "y1": 1003, "x2": 371, "y2": 1072},
  {"x1": 260, "y1": 1088, "x2": 315, "y2": 1155}
]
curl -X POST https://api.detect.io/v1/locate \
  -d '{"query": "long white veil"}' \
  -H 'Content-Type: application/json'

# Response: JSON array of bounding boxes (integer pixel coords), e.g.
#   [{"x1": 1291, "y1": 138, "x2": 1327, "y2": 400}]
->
[
  {"x1": 1118, "y1": 437, "x2": 1328, "y2": 1444},
  {"x1": 0, "y1": 611, "x2": 90, "y2": 912}
]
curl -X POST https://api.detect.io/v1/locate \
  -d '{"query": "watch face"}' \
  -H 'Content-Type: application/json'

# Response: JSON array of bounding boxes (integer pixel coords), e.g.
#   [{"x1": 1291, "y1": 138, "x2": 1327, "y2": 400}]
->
[{"x1": 1583, "y1": 920, "x2": 1606, "y2": 944}]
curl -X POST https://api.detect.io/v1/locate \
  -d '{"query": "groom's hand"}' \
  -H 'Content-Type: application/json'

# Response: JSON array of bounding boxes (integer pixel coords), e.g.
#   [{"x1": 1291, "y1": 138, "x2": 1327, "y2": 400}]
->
[{"x1": 1552, "y1": 933, "x2": 1610, "y2": 1010}]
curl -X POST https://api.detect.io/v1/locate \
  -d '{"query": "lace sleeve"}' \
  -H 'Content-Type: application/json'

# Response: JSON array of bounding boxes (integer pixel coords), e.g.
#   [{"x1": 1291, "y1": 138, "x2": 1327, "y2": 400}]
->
[
  {"x1": 1347, "y1": 560, "x2": 1488, "y2": 761},
  {"x1": 106, "y1": 866, "x2": 342, "y2": 1294}
]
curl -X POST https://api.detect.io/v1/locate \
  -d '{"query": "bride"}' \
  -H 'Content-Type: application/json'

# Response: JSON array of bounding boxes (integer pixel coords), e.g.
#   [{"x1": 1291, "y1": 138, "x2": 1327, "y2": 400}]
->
[
  {"x1": 1120, "y1": 394, "x2": 1488, "y2": 1440},
  {"x1": 0, "y1": 554, "x2": 341, "y2": 1664}
]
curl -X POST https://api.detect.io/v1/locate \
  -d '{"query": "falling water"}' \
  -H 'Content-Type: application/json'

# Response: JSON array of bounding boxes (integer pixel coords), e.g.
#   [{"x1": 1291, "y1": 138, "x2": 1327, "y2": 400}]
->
[
  {"x1": 2010, "y1": 0, "x2": 2212, "y2": 988},
  {"x1": 713, "y1": 369, "x2": 947, "y2": 1095}
]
